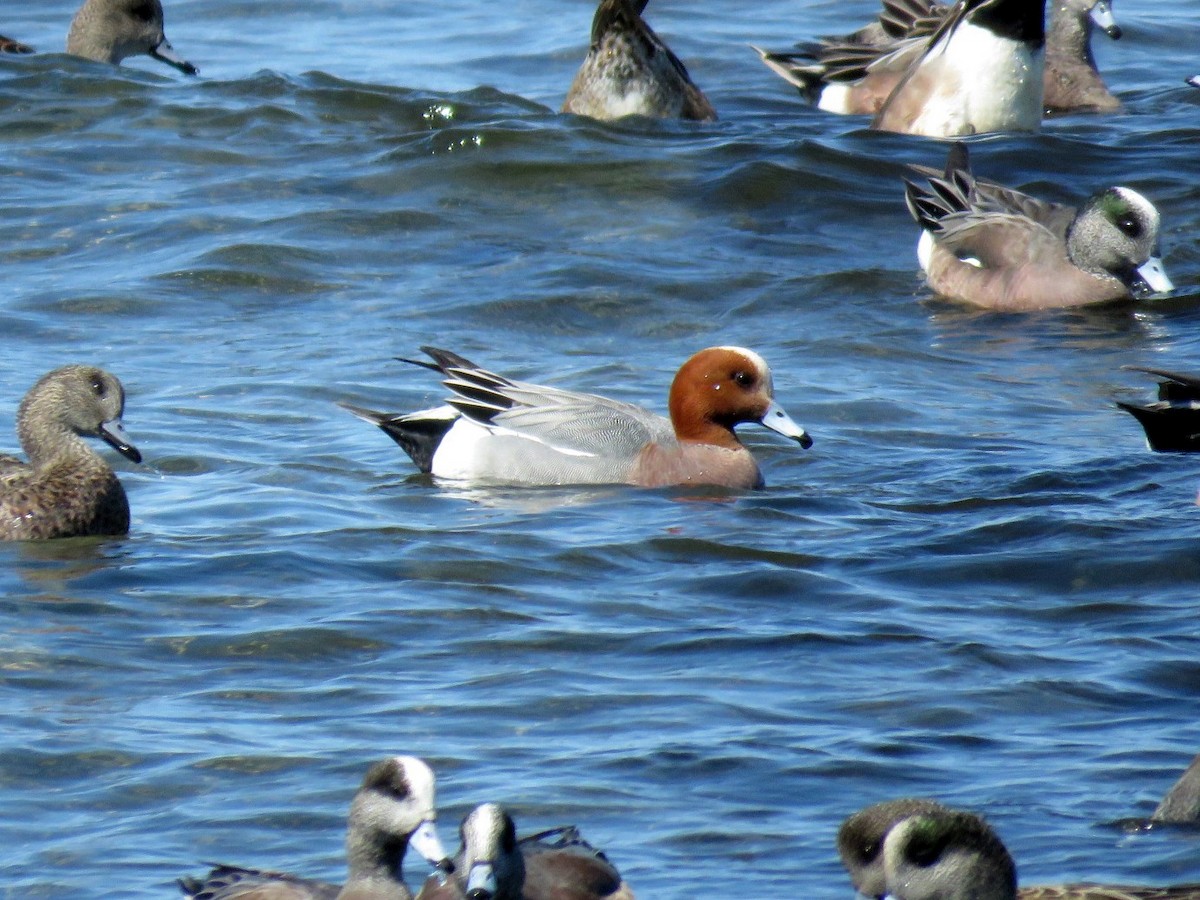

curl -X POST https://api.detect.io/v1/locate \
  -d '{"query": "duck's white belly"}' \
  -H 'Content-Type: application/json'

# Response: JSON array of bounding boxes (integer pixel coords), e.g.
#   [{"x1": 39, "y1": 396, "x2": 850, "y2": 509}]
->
[{"x1": 910, "y1": 22, "x2": 1044, "y2": 137}]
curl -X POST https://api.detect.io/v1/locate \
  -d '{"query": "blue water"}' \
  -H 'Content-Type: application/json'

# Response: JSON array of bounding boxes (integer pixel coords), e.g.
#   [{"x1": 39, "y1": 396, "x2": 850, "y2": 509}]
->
[{"x1": 2, "y1": 0, "x2": 1200, "y2": 896}]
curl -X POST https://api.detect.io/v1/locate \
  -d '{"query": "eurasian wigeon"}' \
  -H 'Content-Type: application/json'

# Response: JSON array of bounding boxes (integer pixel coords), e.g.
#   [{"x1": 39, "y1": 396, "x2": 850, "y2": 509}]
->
[
  {"x1": 562, "y1": 0, "x2": 716, "y2": 122},
  {"x1": 417, "y1": 804, "x2": 635, "y2": 900},
  {"x1": 1117, "y1": 368, "x2": 1200, "y2": 452},
  {"x1": 874, "y1": 803, "x2": 1200, "y2": 900},
  {"x1": 178, "y1": 757, "x2": 453, "y2": 900},
  {"x1": 0, "y1": 365, "x2": 141, "y2": 541},
  {"x1": 757, "y1": 0, "x2": 1119, "y2": 116},
  {"x1": 903, "y1": 142, "x2": 1173, "y2": 310},
  {"x1": 67, "y1": 0, "x2": 197, "y2": 74},
  {"x1": 340, "y1": 346, "x2": 811, "y2": 489}
]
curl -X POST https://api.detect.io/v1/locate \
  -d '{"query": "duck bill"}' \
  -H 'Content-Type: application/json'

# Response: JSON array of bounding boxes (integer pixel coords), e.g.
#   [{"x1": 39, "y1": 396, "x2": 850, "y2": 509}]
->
[
  {"x1": 1130, "y1": 256, "x2": 1174, "y2": 297},
  {"x1": 1089, "y1": 0, "x2": 1121, "y2": 39},
  {"x1": 465, "y1": 860, "x2": 497, "y2": 900},
  {"x1": 760, "y1": 398, "x2": 813, "y2": 449},
  {"x1": 409, "y1": 819, "x2": 452, "y2": 871},
  {"x1": 100, "y1": 419, "x2": 142, "y2": 463},
  {"x1": 150, "y1": 37, "x2": 198, "y2": 75}
]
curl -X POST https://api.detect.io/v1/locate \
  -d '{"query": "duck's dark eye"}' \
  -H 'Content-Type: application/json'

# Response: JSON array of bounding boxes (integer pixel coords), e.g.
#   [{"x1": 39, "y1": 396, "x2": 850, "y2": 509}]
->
[
  {"x1": 129, "y1": 1, "x2": 155, "y2": 22},
  {"x1": 905, "y1": 829, "x2": 948, "y2": 869},
  {"x1": 907, "y1": 840, "x2": 942, "y2": 868},
  {"x1": 376, "y1": 772, "x2": 412, "y2": 802},
  {"x1": 1116, "y1": 214, "x2": 1143, "y2": 238},
  {"x1": 91, "y1": 377, "x2": 107, "y2": 398},
  {"x1": 733, "y1": 370, "x2": 755, "y2": 388}
]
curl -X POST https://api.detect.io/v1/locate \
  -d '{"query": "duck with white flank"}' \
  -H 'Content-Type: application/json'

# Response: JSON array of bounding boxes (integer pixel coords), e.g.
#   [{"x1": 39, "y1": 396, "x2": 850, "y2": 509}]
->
[{"x1": 341, "y1": 346, "x2": 810, "y2": 489}]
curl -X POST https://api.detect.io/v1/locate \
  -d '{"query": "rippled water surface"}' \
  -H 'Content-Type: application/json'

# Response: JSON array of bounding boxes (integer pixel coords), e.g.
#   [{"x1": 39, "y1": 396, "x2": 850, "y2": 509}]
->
[{"x1": 3, "y1": 0, "x2": 1200, "y2": 896}]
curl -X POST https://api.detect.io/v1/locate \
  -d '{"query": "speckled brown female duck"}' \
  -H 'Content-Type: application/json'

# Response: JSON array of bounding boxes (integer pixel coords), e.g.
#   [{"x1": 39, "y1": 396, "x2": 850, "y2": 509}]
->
[
  {"x1": 0, "y1": 365, "x2": 141, "y2": 541},
  {"x1": 562, "y1": 0, "x2": 715, "y2": 122},
  {"x1": 67, "y1": 0, "x2": 197, "y2": 73}
]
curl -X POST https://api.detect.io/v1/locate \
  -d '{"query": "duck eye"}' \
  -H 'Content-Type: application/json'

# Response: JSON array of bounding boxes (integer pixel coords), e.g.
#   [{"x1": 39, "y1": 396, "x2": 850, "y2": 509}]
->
[
  {"x1": 91, "y1": 377, "x2": 107, "y2": 398},
  {"x1": 1116, "y1": 215, "x2": 1142, "y2": 238},
  {"x1": 130, "y1": 1, "x2": 155, "y2": 22},
  {"x1": 907, "y1": 838, "x2": 943, "y2": 868},
  {"x1": 733, "y1": 370, "x2": 755, "y2": 388},
  {"x1": 859, "y1": 839, "x2": 882, "y2": 864}
]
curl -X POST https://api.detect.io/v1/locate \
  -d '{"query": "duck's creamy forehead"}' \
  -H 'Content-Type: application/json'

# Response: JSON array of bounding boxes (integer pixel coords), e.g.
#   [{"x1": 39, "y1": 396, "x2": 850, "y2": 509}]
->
[
  {"x1": 463, "y1": 802, "x2": 508, "y2": 851},
  {"x1": 715, "y1": 346, "x2": 770, "y2": 377},
  {"x1": 392, "y1": 755, "x2": 436, "y2": 805},
  {"x1": 1112, "y1": 186, "x2": 1159, "y2": 225}
]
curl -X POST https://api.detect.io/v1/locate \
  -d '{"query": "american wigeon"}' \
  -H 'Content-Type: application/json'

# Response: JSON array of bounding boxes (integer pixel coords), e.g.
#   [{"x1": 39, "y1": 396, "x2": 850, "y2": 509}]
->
[
  {"x1": 903, "y1": 142, "x2": 1173, "y2": 310},
  {"x1": 178, "y1": 757, "x2": 453, "y2": 900},
  {"x1": 1152, "y1": 754, "x2": 1200, "y2": 824},
  {"x1": 1042, "y1": 0, "x2": 1122, "y2": 113},
  {"x1": 1117, "y1": 369, "x2": 1200, "y2": 452},
  {"x1": 0, "y1": 34, "x2": 34, "y2": 53},
  {"x1": 67, "y1": 0, "x2": 196, "y2": 74},
  {"x1": 418, "y1": 804, "x2": 525, "y2": 900},
  {"x1": 416, "y1": 805, "x2": 635, "y2": 900},
  {"x1": 757, "y1": 0, "x2": 1120, "y2": 115},
  {"x1": 877, "y1": 804, "x2": 1200, "y2": 900},
  {"x1": 753, "y1": 34, "x2": 921, "y2": 117},
  {"x1": 872, "y1": 0, "x2": 1046, "y2": 136},
  {"x1": 838, "y1": 799, "x2": 952, "y2": 898},
  {"x1": 0, "y1": 365, "x2": 141, "y2": 541},
  {"x1": 562, "y1": 0, "x2": 716, "y2": 122},
  {"x1": 340, "y1": 346, "x2": 811, "y2": 490}
]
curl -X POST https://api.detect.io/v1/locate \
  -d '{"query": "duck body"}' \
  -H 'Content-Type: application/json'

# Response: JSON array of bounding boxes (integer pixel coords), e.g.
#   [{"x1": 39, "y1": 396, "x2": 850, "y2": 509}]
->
[
  {"x1": 519, "y1": 826, "x2": 635, "y2": 900},
  {"x1": 872, "y1": 0, "x2": 1046, "y2": 136},
  {"x1": 179, "y1": 757, "x2": 452, "y2": 900},
  {"x1": 0, "y1": 365, "x2": 141, "y2": 541},
  {"x1": 759, "y1": 0, "x2": 1118, "y2": 116},
  {"x1": 341, "y1": 346, "x2": 810, "y2": 490},
  {"x1": 562, "y1": 0, "x2": 715, "y2": 121},
  {"x1": 904, "y1": 142, "x2": 1172, "y2": 310},
  {"x1": 1117, "y1": 369, "x2": 1200, "y2": 452},
  {"x1": 417, "y1": 806, "x2": 634, "y2": 900}
]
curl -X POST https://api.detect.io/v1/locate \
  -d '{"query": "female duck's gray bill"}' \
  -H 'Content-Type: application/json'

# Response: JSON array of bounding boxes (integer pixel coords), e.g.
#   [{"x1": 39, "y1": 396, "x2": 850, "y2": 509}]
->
[
  {"x1": 1089, "y1": 0, "x2": 1121, "y2": 39},
  {"x1": 761, "y1": 398, "x2": 813, "y2": 449},
  {"x1": 409, "y1": 819, "x2": 453, "y2": 871},
  {"x1": 100, "y1": 419, "x2": 142, "y2": 463},
  {"x1": 151, "y1": 38, "x2": 198, "y2": 75}
]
